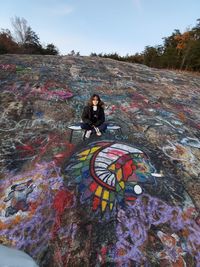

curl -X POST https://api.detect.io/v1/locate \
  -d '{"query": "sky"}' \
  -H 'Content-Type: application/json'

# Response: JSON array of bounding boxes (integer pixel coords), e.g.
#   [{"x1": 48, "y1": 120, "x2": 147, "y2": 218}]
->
[{"x1": 0, "y1": 0, "x2": 200, "y2": 56}]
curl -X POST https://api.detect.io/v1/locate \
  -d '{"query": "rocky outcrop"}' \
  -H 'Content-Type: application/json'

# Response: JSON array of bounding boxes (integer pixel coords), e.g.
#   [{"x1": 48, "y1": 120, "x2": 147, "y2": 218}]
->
[{"x1": 0, "y1": 55, "x2": 200, "y2": 266}]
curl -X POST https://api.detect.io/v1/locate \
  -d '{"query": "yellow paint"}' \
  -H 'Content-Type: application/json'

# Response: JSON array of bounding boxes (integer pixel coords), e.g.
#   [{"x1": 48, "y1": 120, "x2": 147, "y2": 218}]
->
[
  {"x1": 109, "y1": 164, "x2": 115, "y2": 171},
  {"x1": 110, "y1": 203, "x2": 113, "y2": 210},
  {"x1": 79, "y1": 156, "x2": 87, "y2": 161},
  {"x1": 101, "y1": 200, "x2": 107, "y2": 211},
  {"x1": 116, "y1": 168, "x2": 122, "y2": 181},
  {"x1": 95, "y1": 186, "x2": 102, "y2": 197},
  {"x1": 78, "y1": 149, "x2": 90, "y2": 157},
  {"x1": 119, "y1": 181, "x2": 125, "y2": 189},
  {"x1": 91, "y1": 146, "x2": 101, "y2": 153},
  {"x1": 103, "y1": 190, "x2": 109, "y2": 200}
]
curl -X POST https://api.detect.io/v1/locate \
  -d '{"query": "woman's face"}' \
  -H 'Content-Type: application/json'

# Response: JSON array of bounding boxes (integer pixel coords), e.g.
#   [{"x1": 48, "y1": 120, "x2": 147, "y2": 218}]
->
[{"x1": 92, "y1": 97, "x2": 99, "y2": 106}]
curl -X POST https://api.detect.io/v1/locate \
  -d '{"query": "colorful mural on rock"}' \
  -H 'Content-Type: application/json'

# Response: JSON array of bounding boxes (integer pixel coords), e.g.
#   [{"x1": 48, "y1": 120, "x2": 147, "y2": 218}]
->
[
  {"x1": 0, "y1": 162, "x2": 64, "y2": 259},
  {"x1": 61, "y1": 141, "x2": 200, "y2": 266},
  {"x1": 0, "y1": 54, "x2": 200, "y2": 266},
  {"x1": 64, "y1": 141, "x2": 157, "y2": 212}
]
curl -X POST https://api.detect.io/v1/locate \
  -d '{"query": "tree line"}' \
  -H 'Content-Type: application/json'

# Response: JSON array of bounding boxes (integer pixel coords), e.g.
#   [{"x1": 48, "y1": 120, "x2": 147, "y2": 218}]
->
[
  {"x1": 1, "y1": 17, "x2": 200, "y2": 71},
  {"x1": 91, "y1": 19, "x2": 200, "y2": 72},
  {"x1": 0, "y1": 17, "x2": 59, "y2": 55}
]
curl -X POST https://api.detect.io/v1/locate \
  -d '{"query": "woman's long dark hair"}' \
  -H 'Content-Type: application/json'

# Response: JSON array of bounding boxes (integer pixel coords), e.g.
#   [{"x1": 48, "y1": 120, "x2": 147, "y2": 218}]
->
[{"x1": 88, "y1": 94, "x2": 104, "y2": 107}]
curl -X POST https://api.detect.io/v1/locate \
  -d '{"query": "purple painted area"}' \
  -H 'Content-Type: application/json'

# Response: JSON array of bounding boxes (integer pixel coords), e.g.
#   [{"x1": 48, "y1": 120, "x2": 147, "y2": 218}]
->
[
  {"x1": 0, "y1": 64, "x2": 16, "y2": 71},
  {"x1": 115, "y1": 194, "x2": 200, "y2": 265},
  {"x1": 3, "y1": 81, "x2": 73, "y2": 101},
  {"x1": 0, "y1": 162, "x2": 64, "y2": 260}
]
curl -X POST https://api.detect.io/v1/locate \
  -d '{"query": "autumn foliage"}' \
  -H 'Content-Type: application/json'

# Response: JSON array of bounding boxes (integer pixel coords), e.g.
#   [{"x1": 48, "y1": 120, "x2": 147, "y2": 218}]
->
[{"x1": 93, "y1": 18, "x2": 200, "y2": 72}]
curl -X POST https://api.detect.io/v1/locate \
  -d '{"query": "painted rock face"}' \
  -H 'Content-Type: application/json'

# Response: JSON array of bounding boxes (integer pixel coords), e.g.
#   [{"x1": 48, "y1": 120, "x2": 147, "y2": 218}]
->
[
  {"x1": 0, "y1": 162, "x2": 63, "y2": 259},
  {"x1": 65, "y1": 141, "x2": 156, "y2": 212}
]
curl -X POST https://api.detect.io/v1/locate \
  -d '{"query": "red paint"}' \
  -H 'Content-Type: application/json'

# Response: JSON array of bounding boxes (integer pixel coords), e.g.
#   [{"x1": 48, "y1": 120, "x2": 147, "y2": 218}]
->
[
  {"x1": 53, "y1": 143, "x2": 75, "y2": 165},
  {"x1": 131, "y1": 163, "x2": 137, "y2": 171},
  {"x1": 89, "y1": 182, "x2": 98, "y2": 192},
  {"x1": 100, "y1": 246, "x2": 107, "y2": 263},
  {"x1": 53, "y1": 153, "x2": 66, "y2": 159},
  {"x1": 31, "y1": 81, "x2": 73, "y2": 100},
  {"x1": 16, "y1": 145, "x2": 34, "y2": 151},
  {"x1": 130, "y1": 102, "x2": 141, "y2": 109},
  {"x1": 52, "y1": 189, "x2": 74, "y2": 238},
  {"x1": 0, "y1": 64, "x2": 16, "y2": 71},
  {"x1": 53, "y1": 189, "x2": 74, "y2": 214},
  {"x1": 111, "y1": 105, "x2": 116, "y2": 111},
  {"x1": 92, "y1": 196, "x2": 100, "y2": 210},
  {"x1": 125, "y1": 196, "x2": 137, "y2": 201},
  {"x1": 29, "y1": 202, "x2": 38, "y2": 213},
  {"x1": 123, "y1": 160, "x2": 133, "y2": 180},
  {"x1": 116, "y1": 163, "x2": 121, "y2": 169},
  {"x1": 53, "y1": 152, "x2": 69, "y2": 164},
  {"x1": 108, "y1": 149, "x2": 126, "y2": 157}
]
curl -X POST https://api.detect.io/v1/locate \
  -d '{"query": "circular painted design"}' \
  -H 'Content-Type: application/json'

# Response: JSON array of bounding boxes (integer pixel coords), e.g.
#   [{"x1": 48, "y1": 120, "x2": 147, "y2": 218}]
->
[{"x1": 65, "y1": 141, "x2": 157, "y2": 212}]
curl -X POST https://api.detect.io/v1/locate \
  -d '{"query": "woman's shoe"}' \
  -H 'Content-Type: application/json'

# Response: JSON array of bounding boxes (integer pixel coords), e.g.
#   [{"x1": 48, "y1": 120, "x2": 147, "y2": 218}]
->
[
  {"x1": 95, "y1": 127, "x2": 102, "y2": 136},
  {"x1": 85, "y1": 130, "x2": 92, "y2": 138}
]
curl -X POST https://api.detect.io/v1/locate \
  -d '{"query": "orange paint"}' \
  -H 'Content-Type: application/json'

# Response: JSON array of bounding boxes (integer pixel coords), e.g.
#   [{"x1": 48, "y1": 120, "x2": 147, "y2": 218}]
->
[{"x1": 92, "y1": 196, "x2": 100, "y2": 210}]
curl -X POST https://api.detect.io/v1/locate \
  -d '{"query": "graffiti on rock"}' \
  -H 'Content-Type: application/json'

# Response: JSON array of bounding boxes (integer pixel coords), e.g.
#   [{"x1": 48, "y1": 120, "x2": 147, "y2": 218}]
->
[
  {"x1": 0, "y1": 54, "x2": 200, "y2": 266},
  {"x1": 0, "y1": 161, "x2": 74, "y2": 261},
  {"x1": 65, "y1": 141, "x2": 158, "y2": 212},
  {"x1": 4, "y1": 179, "x2": 34, "y2": 217},
  {"x1": 114, "y1": 194, "x2": 200, "y2": 266}
]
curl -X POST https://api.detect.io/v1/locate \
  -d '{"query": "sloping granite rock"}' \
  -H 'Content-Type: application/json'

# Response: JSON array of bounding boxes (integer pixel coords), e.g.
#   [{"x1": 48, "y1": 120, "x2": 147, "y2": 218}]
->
[{"x1": 0, "y1": 55, "x2": 200, "y2": 266}]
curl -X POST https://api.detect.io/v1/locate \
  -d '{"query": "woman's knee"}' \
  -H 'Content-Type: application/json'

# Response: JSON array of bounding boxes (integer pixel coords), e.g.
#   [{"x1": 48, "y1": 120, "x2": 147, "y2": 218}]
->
[
  {"x1": 80, "y1": 123, "x2": 92, "y2": 130},
  {"x1": 99, "y1": 123, "x2": 107, "y2": 132}
]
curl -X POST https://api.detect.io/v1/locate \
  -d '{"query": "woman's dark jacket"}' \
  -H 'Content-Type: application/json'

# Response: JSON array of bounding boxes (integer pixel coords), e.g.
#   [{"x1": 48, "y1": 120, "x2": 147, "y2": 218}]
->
[{"x1": 81, "y1": 105, "x2": 105, "y2": 127}]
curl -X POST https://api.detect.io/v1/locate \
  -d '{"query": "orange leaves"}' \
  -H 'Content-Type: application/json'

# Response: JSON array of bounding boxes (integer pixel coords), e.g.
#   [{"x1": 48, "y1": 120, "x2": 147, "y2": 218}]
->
[{"x1": 174, "y1": 31, "x2": 191, "y2": 50}]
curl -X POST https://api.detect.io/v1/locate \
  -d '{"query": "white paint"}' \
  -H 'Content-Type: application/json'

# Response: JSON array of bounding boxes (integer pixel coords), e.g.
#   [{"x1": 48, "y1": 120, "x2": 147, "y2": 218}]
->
[
  {"x1": 151, "y1": 172, "x2": 164, "y2": 177},
  {"x1": 134, "y1": 184, "x2": 142, "y2": 194}
]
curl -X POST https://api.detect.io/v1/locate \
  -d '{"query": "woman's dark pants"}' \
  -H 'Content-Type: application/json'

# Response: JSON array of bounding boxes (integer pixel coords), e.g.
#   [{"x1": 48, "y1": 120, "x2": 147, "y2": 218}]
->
[{"x1": 80, "y1": 123, "x2": 107, "y2": 134}]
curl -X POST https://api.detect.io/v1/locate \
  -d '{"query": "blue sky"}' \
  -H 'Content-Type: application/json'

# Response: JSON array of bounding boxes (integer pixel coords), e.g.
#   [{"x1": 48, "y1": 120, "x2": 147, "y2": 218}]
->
[{"x1": 0, "y1": 0, "x2": 200, "y2": 56}]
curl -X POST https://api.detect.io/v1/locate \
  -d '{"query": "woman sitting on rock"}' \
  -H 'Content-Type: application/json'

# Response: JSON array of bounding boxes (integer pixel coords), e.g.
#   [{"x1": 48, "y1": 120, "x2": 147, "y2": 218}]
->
[{"x1": 81, "y1": 94, "x2": 107, "y2": 139}]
